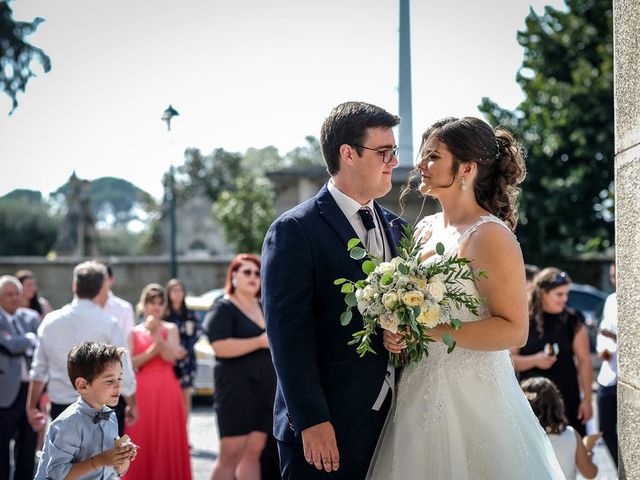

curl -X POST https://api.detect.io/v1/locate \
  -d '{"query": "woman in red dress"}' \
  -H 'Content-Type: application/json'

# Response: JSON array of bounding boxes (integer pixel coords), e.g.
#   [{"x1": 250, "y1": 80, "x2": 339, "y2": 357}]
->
[{"x1": 124, "y1": 283, "x2": 192, "y2": 480}]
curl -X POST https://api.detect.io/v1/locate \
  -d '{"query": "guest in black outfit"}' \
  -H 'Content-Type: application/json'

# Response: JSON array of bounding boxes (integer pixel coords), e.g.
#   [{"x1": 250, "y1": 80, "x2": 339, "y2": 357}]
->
[
  {"x1": 165, "y1": 278, "x2": 202, "y2": 433},
  {"x1": 511, "y1": 267, "x2": 593, "y2": 436},
  {"x1": 204, "y1": 254, "x2": 278, "y2": 480}
]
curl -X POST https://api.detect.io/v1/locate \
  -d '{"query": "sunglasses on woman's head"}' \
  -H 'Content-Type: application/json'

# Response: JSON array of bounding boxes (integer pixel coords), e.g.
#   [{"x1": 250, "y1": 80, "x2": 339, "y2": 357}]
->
[
  {"x1": 238, "y1": 269, "x2": 260, "y2": 278},
  {"x1": 539, "y1": 272, "x2": 569, "y2": 290}
]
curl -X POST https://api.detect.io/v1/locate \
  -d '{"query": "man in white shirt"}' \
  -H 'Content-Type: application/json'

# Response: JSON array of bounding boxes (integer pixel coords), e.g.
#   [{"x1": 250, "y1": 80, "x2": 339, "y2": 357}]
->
[
  {"x1": 26, "y1": 261, "x2": 138, "y2": 432},
  {"x1": 100, "y1": 264, "x2": 135, "y2": 435},
  {"x1": 0, "y1": 276, "x2": 40, "y2": 480},
  {"x1": 102, "y1": 265, "x2": 135, "y2": 339},
  {"x1": 596, "y1": 262, "x2": 618, "y2": 466}
]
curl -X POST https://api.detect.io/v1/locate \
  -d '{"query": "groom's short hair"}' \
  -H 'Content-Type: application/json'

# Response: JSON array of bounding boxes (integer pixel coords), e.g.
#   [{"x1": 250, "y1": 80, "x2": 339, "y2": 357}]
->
[{"x1": 320, "y1": 101, "x2": 400, "y2": 175}]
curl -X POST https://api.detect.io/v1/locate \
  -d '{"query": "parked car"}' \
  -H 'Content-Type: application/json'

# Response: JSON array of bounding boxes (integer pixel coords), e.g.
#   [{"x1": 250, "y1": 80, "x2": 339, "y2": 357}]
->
[
  {"x1": 567, "y1": 283, "x2": 608, "y2": 353},
  {"x1": 186, "y1": 288, "x2": 225, "y2": 397}
]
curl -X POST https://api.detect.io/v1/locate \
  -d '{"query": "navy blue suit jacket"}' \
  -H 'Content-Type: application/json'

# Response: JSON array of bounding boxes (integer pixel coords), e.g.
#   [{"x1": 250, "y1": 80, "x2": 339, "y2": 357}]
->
[{"x1": 261, "y1": 184, "x2": 405, "y2": 444}]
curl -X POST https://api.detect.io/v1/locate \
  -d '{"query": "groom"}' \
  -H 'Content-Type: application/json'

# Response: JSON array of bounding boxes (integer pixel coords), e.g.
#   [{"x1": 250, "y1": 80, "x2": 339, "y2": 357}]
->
[{"x1": 262, "y1": 101, "x2": 405, "y2": 479}]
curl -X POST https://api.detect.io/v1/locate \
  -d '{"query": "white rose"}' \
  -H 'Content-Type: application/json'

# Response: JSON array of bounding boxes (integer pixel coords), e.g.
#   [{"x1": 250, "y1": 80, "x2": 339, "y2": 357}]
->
[
  {"x1": 382, "y1": 291, "x2": 399, "y2": 310},
  {"x1": 361, "y1": 285, "x2": 376, "y2": 301},
  {"x1": 391, "y1": 257, "x2": 404, "y2": 268},
  {"x1": 401, "y1": 290, "x2": 424, "y2": 307},
  {"x1": 377, "y1": 262, "x2": 396, "y2": 275},
  {"x1": 417, "y1": 302, "x2": 440, "y2": 328},
  {"x1": 379, "y1": 312, "x2": 399, "y2": 333},
  {"x1": 425, "y1": 278, "x2": 446, "y2": 303}
]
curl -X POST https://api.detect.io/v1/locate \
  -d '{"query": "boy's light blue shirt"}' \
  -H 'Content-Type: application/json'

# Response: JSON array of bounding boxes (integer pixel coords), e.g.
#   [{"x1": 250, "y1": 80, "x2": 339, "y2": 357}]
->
[{"x1": 35, "y1": 397, "x2": 120, "y2": 480}]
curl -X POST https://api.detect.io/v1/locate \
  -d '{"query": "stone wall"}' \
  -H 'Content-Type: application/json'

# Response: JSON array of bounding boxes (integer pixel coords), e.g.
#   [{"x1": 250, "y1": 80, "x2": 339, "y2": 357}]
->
[
  {"x1": 0, "y1": 256, "x2": 234, "y2": 310},
  {"x1": 614, "y1": 0, "x2": 640, "y2": 478}
]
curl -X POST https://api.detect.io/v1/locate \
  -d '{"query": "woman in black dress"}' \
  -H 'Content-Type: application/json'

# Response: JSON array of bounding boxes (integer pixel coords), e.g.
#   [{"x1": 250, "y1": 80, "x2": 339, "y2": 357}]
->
[
  {"x1": 165, "y1": 278, "x2": 202, "y2": 434},
  {"x1": 204, "y1": 254, "x2": 277, "y2": 480},
  {"x1": 511, "y1": 267, "x2": 593, "y2": 436}
]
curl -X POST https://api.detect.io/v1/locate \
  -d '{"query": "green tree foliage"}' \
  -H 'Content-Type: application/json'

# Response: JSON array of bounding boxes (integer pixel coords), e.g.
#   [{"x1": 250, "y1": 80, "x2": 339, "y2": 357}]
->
[
  {"x1": 479, "y1": 0, "x2": 613, "y2": 264},
  {"x1": 214, "y1": 176, "x2": 275, "y2": 254},
  {"x1": 176, "y1": 137, "x2": 324, "y2": 254},
  {"x1": 0, "y1": 190, "x2": 59, "y2": 255},
  {"x1": 53, "y1": 176, "x2": 156, "y2": 229},
  {"x1": 178, "y1": 148, "x2": 243, "y2": 202},
  {"x1": 0, "y1": 1, "x2": 51, "y2": 113},
  {"x1": 284, "y1": 135, "x2": 324, "y2": 167}
]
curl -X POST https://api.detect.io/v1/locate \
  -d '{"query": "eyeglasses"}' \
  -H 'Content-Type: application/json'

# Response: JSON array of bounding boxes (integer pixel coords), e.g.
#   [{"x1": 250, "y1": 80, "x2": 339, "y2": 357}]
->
[
  {"x1": 351, "y1": 144, "x2": 399, "y2": 164},
  {"x1": 239, "y1": 269, "x2": 260, "y2": 278},
  {"x1": 539, "y1": 272, "x2": 569, "y2": 290}
]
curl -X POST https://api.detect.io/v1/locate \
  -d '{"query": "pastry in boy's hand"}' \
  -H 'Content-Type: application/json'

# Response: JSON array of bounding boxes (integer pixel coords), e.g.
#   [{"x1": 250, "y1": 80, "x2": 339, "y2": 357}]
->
[{"x1": 115, "y1": 434, "x2": 131, "y2": 448}]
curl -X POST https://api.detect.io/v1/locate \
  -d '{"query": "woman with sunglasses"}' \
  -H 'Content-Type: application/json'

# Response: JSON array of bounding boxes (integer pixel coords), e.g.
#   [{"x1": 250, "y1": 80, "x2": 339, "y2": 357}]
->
[
  {"x1": 511, "y1": 267, "x2": 594, "y2": 436},
  {"x1": 204, "y1": 254, "x2": 277, "y2": 480}
]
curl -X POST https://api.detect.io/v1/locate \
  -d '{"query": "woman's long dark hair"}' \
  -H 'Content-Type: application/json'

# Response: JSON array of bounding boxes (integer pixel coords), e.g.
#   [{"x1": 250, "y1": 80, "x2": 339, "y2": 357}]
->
[
  {"x1": 529, "y1": 267, "x2": 571, "y2": 338},
  {"x1": 15, "y1": 270, "x2": 45, "y2": 314},
  {"x1": 165, "y1": 278, "x2": 188, "y2": 318}
]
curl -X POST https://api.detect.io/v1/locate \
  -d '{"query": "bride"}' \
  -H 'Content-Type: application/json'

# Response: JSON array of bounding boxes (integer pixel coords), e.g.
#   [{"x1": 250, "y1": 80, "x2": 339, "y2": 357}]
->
[{"x1": 368, "y1": 117, "x2": 565, "y2": 479}]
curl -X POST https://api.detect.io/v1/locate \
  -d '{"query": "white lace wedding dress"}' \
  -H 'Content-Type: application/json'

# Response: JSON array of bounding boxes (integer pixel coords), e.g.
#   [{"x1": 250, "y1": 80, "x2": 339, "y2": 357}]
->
[{"x1": 368, "y1": 214, "x2": 565, "y2": 479}]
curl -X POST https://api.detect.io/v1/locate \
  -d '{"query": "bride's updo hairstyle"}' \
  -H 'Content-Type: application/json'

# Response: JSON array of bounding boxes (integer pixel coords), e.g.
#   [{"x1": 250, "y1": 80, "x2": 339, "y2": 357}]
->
[{"x1": 421, "y1": 117, "x2": 526, "y2": 231}]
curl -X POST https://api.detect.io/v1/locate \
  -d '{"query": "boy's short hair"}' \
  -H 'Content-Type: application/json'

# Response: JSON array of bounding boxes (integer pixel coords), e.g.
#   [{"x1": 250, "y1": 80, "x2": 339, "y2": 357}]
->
[{"x1": 67, "y1": 342, "x2": 124, "y2": 388}]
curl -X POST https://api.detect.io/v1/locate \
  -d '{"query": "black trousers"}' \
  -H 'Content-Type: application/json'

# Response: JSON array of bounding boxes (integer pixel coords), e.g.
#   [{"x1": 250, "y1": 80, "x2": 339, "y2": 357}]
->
[
  {"x1": 598, "y1": 384, "x2": 618, "y2": 466},
  {"x1": 0, "y1": 383, "x2": 37, "y2": 480},
  {"x1": 278, "y1": 394, "x2": 390, "y2": 480}
]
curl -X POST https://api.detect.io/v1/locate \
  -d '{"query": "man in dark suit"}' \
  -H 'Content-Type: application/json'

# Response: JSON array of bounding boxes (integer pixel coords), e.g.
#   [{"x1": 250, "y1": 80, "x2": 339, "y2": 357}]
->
[
  {"x1": 0, "y1": 276, "x2": 40, "y2": 480},
  {"x1": 262, "y1": 101, "x2": 405, "y2": 479}
]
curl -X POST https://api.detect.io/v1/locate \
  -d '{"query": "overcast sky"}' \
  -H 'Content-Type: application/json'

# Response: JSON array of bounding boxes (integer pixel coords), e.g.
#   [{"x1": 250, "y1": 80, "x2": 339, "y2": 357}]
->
[{"x1": 1, "y1": 0, "x2": 564, "y2": 199}]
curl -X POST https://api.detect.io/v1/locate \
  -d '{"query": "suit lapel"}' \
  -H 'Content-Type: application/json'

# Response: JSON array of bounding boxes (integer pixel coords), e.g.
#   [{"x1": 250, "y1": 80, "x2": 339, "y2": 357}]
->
[
  {"x1": 0, "y1": 310, "x2": 12, "y2": 335},
  {"x1": 315, "y1": 184, "x2": 362, "y2": 265},
  {"x1": 373, "y1": 202, "x2": 401, "y2": 258}
]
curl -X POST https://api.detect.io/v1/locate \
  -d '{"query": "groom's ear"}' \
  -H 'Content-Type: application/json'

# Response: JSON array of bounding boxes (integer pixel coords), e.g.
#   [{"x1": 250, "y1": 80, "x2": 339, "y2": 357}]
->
[{"x1": 339, "y1": 144, "x2": 356, "y2": 167}]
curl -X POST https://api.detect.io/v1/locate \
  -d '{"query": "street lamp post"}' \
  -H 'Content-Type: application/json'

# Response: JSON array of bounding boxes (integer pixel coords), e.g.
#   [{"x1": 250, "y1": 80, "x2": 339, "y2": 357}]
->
[{"x1": 161, "y1": 105, "x2": 179, "y2": 278}]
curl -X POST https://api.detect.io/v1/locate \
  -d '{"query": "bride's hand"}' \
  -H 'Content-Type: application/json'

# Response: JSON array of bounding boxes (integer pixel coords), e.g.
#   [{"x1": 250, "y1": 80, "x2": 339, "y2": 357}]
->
[{"x1": 383, "y1": 330, "x2": 405, "y2": 353}]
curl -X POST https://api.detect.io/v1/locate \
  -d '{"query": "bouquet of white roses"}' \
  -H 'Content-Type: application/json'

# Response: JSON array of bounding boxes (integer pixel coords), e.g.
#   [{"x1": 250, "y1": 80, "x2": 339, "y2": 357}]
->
[{"x1": 335, "y1": 225, "x2": 485, "y2": 367}]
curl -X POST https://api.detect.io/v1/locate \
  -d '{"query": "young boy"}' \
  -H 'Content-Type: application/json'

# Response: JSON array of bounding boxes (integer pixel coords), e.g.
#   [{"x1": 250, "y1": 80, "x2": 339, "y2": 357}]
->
[{"x1": 35, "y1": 342, "x2": 137, "y2": 479}]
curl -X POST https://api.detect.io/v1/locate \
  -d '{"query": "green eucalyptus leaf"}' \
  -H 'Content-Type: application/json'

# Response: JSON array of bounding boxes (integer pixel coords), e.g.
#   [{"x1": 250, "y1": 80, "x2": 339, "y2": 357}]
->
[
  {"x1": 435, "y1": 242, "x2": 445, "y2": 255},
  {"x1": 347, "y1": 238, "x2": 361, "y2": 250},
  {"x1": 334, "y1": 278, "x2": 347, "y2": 285},
  {"x1": 350, "y1": 247, "x2": 367, "y2": 260},
  {"x1": 381, "y1": 273, "x2": 394, "y2": 285},
  {"x1": 398, "y1": 263, "x2": 409, "y2": 275},
  {"x1": 362, "y1": 260, "x2": 376, "y2": 275},
  {"x1": 341, "y1": 283, "x2": 354, "y2": 293},
  {"x1": 345, "y1": 292, "x2": 357, "y2": 307},
  {"x1": 340, "y1": 310, "x2": 353, "y2": 326}
]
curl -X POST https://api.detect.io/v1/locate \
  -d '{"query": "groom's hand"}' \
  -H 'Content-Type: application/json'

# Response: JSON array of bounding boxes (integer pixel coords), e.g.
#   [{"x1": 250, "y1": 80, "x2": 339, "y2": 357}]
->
[
  {"x1": 302, "y1": 421, "x2": 340, "y2": 472},
  {"x1": 383, "y1": 330, "x2": 405, "y2": 353}
]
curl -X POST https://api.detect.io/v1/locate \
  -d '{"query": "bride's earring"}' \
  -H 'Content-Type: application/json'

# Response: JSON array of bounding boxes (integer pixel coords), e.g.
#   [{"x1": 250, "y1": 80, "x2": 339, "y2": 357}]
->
[
  {"x1": 232, "y1": 277, "x2": 238, "y2": 288},
  {"x1": 461, "y1": 177, "x2": 467, "y2": 191}
]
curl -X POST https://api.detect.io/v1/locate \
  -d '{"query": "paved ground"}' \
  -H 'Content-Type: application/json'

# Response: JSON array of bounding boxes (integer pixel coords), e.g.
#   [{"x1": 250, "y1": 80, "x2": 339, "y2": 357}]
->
[{"x1": 189, "y1": 395, "x2": 618, "y2": 480}]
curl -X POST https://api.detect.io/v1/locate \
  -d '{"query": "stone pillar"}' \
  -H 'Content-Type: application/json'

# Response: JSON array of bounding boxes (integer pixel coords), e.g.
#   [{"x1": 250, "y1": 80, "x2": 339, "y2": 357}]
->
[{"x1": 613, "y1": 0, "x2": 640, "y2": 478}]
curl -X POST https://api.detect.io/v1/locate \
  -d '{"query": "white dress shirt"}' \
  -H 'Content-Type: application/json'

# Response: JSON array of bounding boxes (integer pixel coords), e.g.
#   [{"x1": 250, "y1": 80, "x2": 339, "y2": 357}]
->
[
  {"x1": 327, "y1": 181, "x2": 395, "y2": 410},
  {"x1": 596, "y1": 292, "x2": 617, "y2": 387},
  {"x1": 30, "y1": 298, "x2": 136, "y2": 404},
  {"x1": 103, "y1": 291, "x2": 135, "y2": 339}
]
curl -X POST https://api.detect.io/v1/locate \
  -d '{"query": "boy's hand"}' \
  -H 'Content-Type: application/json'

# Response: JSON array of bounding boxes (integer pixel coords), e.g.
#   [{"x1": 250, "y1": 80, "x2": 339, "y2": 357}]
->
[{"x1": 94, "y1": 446, "x2": 135, "y2": 468}]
